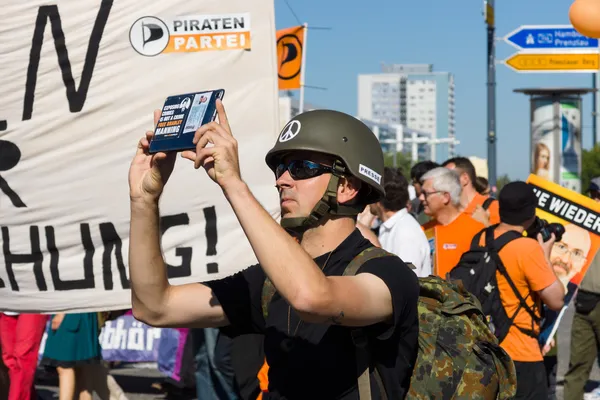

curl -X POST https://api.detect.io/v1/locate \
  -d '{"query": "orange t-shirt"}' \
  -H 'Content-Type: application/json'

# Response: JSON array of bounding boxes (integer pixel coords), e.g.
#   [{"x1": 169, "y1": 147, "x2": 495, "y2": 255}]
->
[
  {"x1": 479, "y1": 229, "x2": 558, "y2": 362},
  {"x1": 423, "y1": 213, "x2": 487, "y2": 279},
  {"x1": 464, "y1": 193, "x2": 500, "y2": 225}
]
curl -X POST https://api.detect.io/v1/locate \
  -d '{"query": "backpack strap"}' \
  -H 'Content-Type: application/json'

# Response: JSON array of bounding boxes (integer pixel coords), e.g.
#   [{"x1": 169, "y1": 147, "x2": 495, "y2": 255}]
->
[
  {"x1": 344, "y1": 246, "x2": 395, "y2": 400},
  {"x1": 261, "y1": 276, "x2": 276, "y2": 320},
  {"x1": 485, "y1": 227, "x2": 541, "y2": 336},
  {"x1": 469, "y1": 227, "x2": 488, "y2": 250},
  {"x1": 482, "y1": 197, "x2": 496, "y2": 210},
  {"x1": 342, "y1": 247, "x2": 395, "y2": 276}
]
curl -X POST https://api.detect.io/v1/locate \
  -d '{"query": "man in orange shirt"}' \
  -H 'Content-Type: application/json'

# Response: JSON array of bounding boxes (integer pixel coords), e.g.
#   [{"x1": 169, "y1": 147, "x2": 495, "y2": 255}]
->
[
  {"x1": 480, "y1": 181, "x2": 565, "y2": 400},
  {"x1": 442, "y1": 157, "x2": 500, "y2": 226},
  {"x1": 420, "y1": 167, "x2": 487, "y2": 278}
]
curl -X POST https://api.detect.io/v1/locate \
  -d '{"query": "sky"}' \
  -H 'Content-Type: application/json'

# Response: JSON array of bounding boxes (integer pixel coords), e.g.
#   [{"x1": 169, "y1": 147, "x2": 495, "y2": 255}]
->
[{"x1": 273, "y1": 0, "x2": 597, "y2": 181}]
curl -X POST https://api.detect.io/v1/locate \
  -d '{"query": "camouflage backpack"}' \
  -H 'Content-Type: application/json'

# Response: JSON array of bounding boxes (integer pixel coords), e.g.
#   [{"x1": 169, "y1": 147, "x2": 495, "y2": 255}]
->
[{"x1": 262, "y1": 247, "x2": 517, "y2": 400}]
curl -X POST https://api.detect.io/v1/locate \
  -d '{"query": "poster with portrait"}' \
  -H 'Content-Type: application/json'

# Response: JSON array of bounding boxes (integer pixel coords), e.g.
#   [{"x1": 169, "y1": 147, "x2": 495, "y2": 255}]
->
[
  {"x1": 526, "y1": 174, "x2": 600, "y2": 345},
  {"x1": 530, "y1": 98, "x2": 583, "y2": 193},
  {"x1": 531, "y1": 99, "x2": 555, "y2": 182}
]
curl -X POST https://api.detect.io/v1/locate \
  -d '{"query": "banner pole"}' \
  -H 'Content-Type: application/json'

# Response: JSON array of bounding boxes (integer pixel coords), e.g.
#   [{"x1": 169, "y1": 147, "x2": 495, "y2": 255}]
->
[{"x1": 298, "y1": 23, "x2": 308, "y2": 114}]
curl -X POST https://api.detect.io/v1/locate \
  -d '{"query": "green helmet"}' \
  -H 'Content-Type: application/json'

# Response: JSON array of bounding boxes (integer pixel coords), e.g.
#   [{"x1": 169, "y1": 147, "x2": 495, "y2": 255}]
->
[{"x1": 265, "y1": 109, "x2": 385, "y2": 232}]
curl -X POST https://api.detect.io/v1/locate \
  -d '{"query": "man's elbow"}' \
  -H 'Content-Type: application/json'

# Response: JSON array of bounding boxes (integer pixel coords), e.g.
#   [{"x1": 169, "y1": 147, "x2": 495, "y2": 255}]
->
[
  {"x1": 540, "y1": 282, "x2": 566, "y2": 311},
  {"x1": 545, "y1": 298, "x2": 564, "y2": 312},
  {"x1": 131, "y1": 297, "x2": 168, "y2": 327},
  {"x1": 291, "y1": 284, "x2": 332, "y2": 323}
]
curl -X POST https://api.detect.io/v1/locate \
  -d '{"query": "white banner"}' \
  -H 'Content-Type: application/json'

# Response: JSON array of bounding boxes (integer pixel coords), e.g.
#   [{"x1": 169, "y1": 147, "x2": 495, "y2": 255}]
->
[{"x1": 0, "y1": 1, "x2": 280, "y2": 312}]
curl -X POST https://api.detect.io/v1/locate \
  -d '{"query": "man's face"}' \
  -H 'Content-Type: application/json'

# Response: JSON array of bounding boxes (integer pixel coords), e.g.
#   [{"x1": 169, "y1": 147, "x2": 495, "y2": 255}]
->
[
  {"x1": 418, "y1": 178, "x2": 447, "y2": 216},
  {"x1": 275, "y1": 152, "x2": 336, "y2": 220},
  {"x1": 550, "y1": 223, "x2": 591, "y2": 287}
]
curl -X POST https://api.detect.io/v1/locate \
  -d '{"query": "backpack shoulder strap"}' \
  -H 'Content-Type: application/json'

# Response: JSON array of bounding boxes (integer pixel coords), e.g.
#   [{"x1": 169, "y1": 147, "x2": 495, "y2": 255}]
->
[
  {"x1": 345, "y1": 246, "x2": 396, "y2": 400},
  {"x1": 486, "y1": 231, "x2": 542, "y2": 327},
  {"x1": 261, "y1": 276, "x2": 276, "y2": 320},
  {"x1": 487, "y1": 228, "x2": 523, "y2": 252},
  {"x1": 343, "y1": 246, "x2": 396, "y2": 277},
  {"x1": 482, "y1": 197, "x2": 496, "y2": 210},
  {"x1": 469, "y1": 227, "x2": 488, "y2": 249}
]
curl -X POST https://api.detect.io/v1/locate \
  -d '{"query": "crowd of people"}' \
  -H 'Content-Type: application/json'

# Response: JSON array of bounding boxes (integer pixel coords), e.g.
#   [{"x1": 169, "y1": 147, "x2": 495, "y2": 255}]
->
[{"x1": 1, "y1": 104, "x2": 600, "y2": 399}]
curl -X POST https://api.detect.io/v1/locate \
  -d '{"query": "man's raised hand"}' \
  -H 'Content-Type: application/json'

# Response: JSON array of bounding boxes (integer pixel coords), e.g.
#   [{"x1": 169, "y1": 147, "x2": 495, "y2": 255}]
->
[
  {"x1": 128, "y1": 109, "x2": 177, "y2": 205},
  {"x1": 181, "y1": 100, "x2": 242, "y2": 191}
]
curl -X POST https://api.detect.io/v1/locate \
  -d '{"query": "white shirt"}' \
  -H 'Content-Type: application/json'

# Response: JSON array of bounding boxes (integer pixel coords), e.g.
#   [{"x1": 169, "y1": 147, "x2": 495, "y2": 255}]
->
[
  {"x1": 408, "y1": 185, "x2": 417, "y2": 200},
  {"x1": 378, "y1": 208, "x2": 432, "y2": 278}
]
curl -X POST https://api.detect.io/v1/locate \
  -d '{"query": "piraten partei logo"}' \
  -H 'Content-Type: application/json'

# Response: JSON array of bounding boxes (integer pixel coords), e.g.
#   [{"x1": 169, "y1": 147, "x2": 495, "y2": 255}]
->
[
  {"x1": 129, "y1": 16, "x2": 170, "y2": 57},
  {"x1": 277, "y1": 33, "x2": 302, "y2": 81},
  {"x1": 128, "y1": 13, "x2": 252, "y2": 56}
]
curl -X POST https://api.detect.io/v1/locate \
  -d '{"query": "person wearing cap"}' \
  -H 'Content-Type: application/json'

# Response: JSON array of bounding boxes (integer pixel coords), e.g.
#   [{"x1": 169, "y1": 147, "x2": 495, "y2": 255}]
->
[
  {"x1": 127, "y1": 101, "x2": 419, "y2": 399},
  {"x1": 477, "y1": 181, "x2": 564, "y2": 400},
  {"x1": 563, "y1": 176, "x2": 600, "y2": 400}
]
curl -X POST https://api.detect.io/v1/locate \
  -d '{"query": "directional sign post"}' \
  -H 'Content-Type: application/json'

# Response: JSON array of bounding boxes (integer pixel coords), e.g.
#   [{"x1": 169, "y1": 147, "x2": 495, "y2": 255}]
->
[
  {"x1": 504, "y1": 25, "x2": 599, "y2": 51},
  {"x1": 502, "y1": 25, "x2": 599, "y2": 73},
  {"x1": 504, "y1": 53, "x2": 600, "y2": 73}
]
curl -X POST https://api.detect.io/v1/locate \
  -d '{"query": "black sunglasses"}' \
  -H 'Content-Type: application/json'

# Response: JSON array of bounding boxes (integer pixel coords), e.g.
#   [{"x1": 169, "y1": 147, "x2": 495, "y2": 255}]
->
[{"x1": 275, "y1": 160, "x2": 334, "y2": 180}]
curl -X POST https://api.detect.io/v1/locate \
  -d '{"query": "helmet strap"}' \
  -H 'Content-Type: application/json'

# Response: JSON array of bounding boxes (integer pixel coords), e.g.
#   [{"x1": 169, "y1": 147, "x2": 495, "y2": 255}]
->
[{"x1": 280, "y1": 160, "x2": 362, "y2": 234}]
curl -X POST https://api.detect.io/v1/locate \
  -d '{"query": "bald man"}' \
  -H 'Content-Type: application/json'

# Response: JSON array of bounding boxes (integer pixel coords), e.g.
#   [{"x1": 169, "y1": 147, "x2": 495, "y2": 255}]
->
[{"x1": 550, "y1": 223, "x2": 592, "y2": 290}]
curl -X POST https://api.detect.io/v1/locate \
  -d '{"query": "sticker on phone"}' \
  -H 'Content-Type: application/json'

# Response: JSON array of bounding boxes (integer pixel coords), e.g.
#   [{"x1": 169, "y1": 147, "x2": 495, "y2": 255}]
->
[{"x1": 184, "y1": 91, "x2": 213, "y2": 133}]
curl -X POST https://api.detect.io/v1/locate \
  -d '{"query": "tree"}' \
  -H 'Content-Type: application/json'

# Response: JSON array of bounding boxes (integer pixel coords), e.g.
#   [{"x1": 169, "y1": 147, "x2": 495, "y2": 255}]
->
[
  {"x1": 383, "y1": 151, "x2": 414, "y2": 175},
  {"x1": 581, "y1": 144, "x2": 600, "y2": 194}
]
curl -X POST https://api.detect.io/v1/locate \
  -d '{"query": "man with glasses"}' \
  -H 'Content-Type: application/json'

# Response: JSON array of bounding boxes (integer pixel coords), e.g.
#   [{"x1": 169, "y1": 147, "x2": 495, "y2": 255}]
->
[
  {"x1": 419, "y1": 167, "x2": 487, "y2": 278},
  {"x1": 127, "y1": 103, "x2": 420, "y2": 399},
  {"x1": 563, "y1": 177, "x2": 600, "y2": 400},
  {"x1": 549, "y1": 223, "x2": 591, "y2": 291},
  {"x1": 409, "y1": 160, "x2": 439, "y2": 224}
]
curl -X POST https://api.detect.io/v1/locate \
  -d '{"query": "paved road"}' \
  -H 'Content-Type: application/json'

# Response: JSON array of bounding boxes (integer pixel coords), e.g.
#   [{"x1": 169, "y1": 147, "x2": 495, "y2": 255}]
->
[
  {"x1": 33, "y1": 304, "x2": 600, "y2": 399},
  {"x1": 555, "y1": 301, "x2": 600, "y2": 400},
  {"x1": 35, "y1": 363, "x2": 196, "y2": 400}
]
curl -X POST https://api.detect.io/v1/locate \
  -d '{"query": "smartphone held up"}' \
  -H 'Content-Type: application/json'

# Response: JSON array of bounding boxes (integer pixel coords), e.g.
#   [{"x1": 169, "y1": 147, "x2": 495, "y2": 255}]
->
[{"x1": 149, "y1": 89, "x2": 225, "y2": 154}]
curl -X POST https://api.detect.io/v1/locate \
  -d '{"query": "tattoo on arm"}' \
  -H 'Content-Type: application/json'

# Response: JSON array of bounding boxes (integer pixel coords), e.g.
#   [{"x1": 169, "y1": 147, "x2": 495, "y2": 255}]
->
[{"x1": 329, "y1": 311, "x2": 345, "y2": 325}]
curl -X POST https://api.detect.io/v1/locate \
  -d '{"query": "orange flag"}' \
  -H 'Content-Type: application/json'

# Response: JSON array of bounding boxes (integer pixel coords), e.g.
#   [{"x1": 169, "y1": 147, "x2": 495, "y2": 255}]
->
[{"x1": 276, "y1": 25, "x2": 305, "y2": 90}]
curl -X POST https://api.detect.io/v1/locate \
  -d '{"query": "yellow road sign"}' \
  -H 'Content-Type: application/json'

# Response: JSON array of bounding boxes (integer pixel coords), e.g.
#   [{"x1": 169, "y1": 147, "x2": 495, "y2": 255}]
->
[{"x1": 505, "y1": 52, "x2": 600, "y2": 73}]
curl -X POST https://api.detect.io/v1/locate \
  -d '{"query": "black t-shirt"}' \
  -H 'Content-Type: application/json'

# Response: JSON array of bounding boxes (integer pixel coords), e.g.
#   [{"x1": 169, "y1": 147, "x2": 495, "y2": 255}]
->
[{"x1": 205, "y1": 229, "x2": 419, "y2": 400}]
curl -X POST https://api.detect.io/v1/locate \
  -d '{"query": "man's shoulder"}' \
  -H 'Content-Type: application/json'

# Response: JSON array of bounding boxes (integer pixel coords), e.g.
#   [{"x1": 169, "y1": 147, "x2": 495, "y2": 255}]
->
[
  {"x1": 499, "y1": 235, "x2": 536, "y2": 253},
  {"x1": 353, "y1": 247, "x2": 419, "y2": 287},
  {"x1": 204, "y1": 263, "x2": 265, "y2": 288}
]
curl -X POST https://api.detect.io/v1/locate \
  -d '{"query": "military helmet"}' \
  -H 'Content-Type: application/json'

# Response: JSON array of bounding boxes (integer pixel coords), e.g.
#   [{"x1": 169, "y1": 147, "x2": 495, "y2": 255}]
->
[
  {"x1": 266, "y1": 109, "x2": 385, "y2": 202},
  {"x1": 265, "y1": 110, "x2": 385, "y2": 232}
]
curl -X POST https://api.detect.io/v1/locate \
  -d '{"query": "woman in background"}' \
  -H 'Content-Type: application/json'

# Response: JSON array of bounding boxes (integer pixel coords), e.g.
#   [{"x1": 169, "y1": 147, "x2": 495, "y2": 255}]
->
[
  {"x1": 474, "y1": 176, "x2": 490, "y2": 196},
  {"x1": 40, "y1": 312, "x2": 110, "y2": 400}
]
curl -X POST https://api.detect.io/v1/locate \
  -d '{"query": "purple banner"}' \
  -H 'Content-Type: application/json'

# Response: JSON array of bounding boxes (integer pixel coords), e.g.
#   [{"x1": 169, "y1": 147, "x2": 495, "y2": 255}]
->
[{"x1": 99, "y1": 314, "x2": 163, "y2": 362}]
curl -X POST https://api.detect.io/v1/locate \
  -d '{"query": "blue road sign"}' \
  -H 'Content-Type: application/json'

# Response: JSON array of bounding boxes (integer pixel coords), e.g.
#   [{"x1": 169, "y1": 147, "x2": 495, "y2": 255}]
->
[{"x1": 504, "y1": 25, "x2": 598, "y2": 50}]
